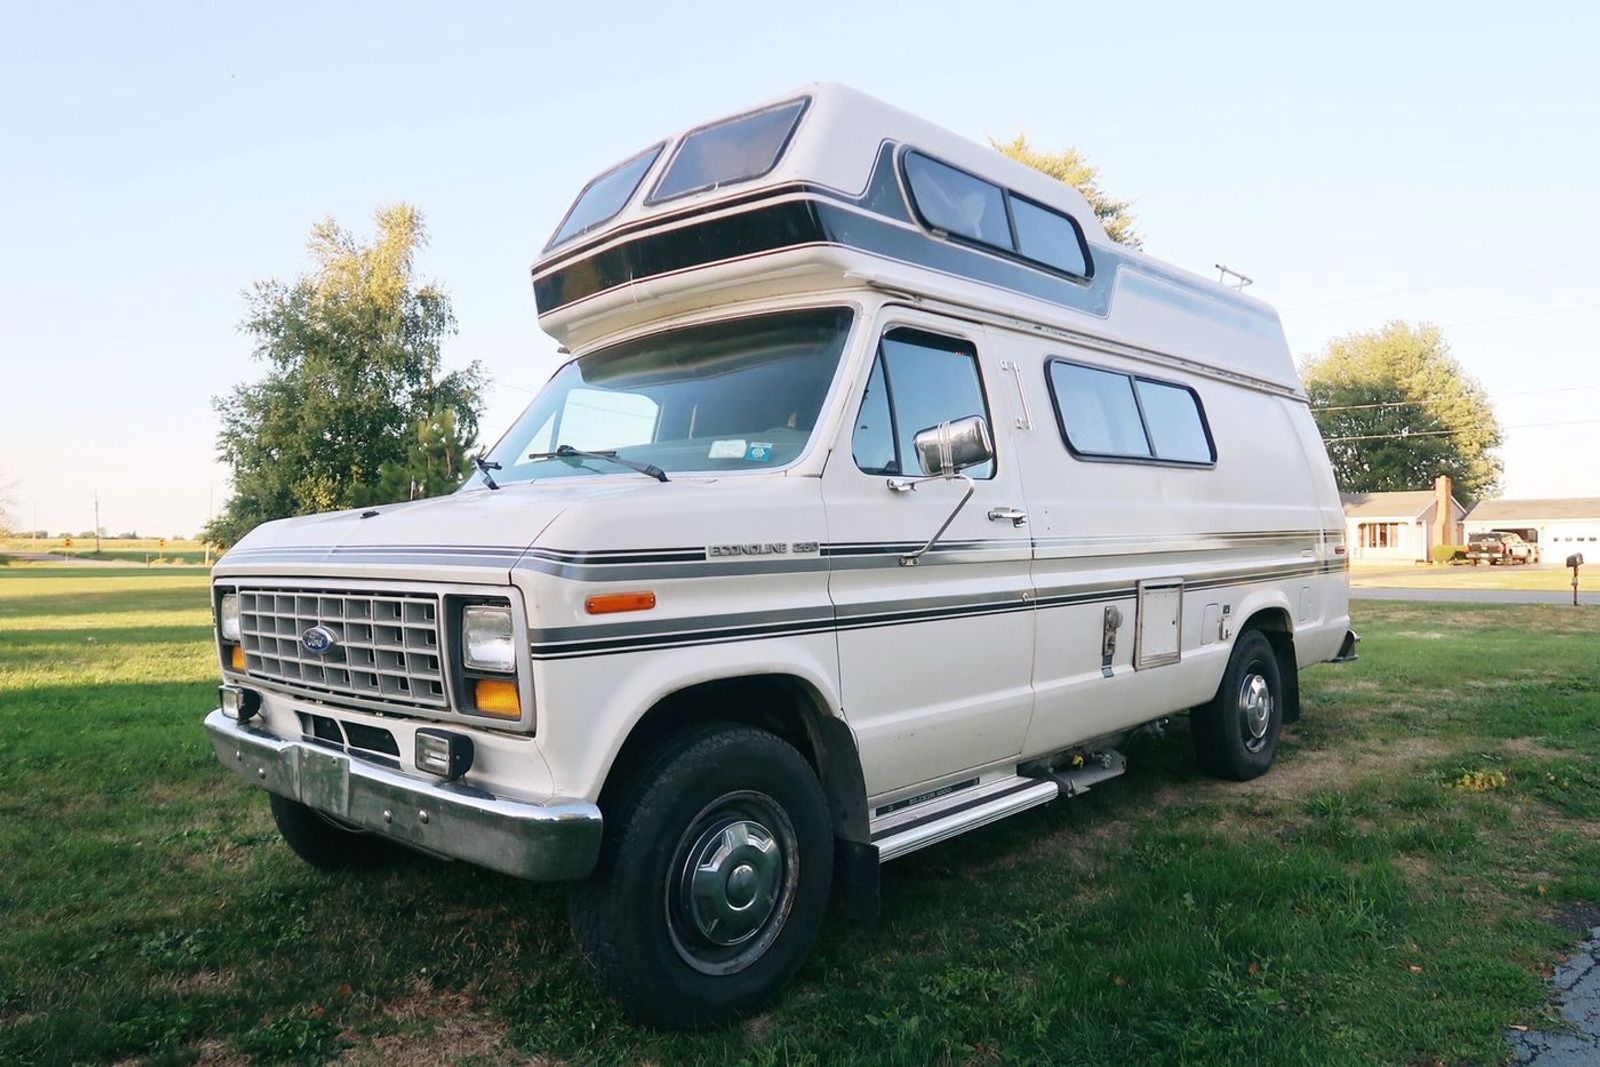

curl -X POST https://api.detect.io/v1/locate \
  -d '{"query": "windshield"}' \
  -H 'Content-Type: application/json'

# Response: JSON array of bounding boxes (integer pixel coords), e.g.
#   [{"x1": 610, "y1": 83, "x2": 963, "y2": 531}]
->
[{"x1": 468, "y1": 307, "x2": 853, "y2": 487}]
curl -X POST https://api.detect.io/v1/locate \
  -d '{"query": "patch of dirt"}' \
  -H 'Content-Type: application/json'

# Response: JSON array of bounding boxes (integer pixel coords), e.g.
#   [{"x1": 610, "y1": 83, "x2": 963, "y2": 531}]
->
[
  {"x1": 163, "y1": 969, "x2": 238, "y2": 995},
  {"x1": 1502, "y1": 737, "x2": 1572, "y2": 761},
  {"x1": 1552, "y1": 902, "x2": 1600, "y2": 937},
  {"x1": 190, "y1": 1038, "x2": 250, "y2": 1066},
  {"x1": 337, "y1": 984, "x2": 532, "y2": 1067},
  {"x1": 1193, "y1": 735, "x2": 1455, "y2": 805}
]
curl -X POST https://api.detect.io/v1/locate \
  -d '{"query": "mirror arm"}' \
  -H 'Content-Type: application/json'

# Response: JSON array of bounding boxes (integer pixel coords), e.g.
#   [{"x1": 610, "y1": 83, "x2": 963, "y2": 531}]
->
[{"x1": 899, "y1": 474, "x2": 976, "y2": 566}]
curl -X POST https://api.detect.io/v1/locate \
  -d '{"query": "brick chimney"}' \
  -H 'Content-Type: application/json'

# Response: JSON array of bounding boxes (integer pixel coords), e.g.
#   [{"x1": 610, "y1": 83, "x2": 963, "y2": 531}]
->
[{"x1": 1434, "y1": 475, "x2": 1455, "y2": 549}]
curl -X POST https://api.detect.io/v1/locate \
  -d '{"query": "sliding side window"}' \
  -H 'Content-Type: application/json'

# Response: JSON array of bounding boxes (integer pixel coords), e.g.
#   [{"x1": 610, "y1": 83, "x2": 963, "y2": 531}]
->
[
  {"x1": 852, "y1": 329, "x2": 995, "y2": 479},
  {"x1": 1046, "y1": 359, "x2": 1214, "y2": 466}
]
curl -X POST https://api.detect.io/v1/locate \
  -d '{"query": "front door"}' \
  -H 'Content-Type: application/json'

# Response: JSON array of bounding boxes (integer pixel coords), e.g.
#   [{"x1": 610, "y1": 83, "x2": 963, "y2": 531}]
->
[{"x1": 822, "y1": 312, "x2": 1035, "y2": 798}]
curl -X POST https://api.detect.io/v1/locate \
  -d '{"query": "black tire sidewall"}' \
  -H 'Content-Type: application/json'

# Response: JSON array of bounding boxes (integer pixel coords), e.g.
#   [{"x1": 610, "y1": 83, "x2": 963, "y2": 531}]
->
[
  {"x1": 571, "y1": 726, "x2": 833, "y2": 1027},
  {"x1": 268, "y1": 793, "x2": 404, "y2": 870},
  {"x1": 1196, "y1": 630, "x2": 1284, "y2": 780}
]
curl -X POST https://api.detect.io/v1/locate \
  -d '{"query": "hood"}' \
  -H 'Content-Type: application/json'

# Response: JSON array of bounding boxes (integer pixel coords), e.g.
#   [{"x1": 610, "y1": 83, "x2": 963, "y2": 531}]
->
[
  {"x1": 214, "y1": 485, "x2": 574, "y2": 584},
  {"x1": 212, "y1": 476, "x2": 767, "y2": 584}
]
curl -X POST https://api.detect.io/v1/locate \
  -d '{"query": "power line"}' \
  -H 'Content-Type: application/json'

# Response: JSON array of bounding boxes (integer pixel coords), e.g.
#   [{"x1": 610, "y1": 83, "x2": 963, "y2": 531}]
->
[
  {"x1": 1323, "y1": 416, "x2": 1600, "y2": 444},
  {"x1": 1314, "y1": 383, "x2": 1600, "y2": 413},
  {"x1": 1441, "y1": 301, "x2": 1600, "y2": 328},
  {"x1": 1282, "y1": 257, "x2": 1600, "y2": 312}
]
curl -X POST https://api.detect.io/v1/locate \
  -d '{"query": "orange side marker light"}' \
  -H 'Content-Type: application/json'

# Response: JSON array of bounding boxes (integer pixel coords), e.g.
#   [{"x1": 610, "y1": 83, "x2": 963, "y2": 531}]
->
[{"x1": 585, "y1": 591, "x2": 657, "y2": 615}]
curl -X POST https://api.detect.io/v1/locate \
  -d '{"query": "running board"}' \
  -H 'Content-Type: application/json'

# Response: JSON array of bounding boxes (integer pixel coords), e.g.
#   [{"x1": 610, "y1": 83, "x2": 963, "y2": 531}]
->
[
  {"x1": 872, "y1": 776, "x2": 1060, "y2": 862},
  {"x1": 870, "y1": 751, "x2": 1131, "y2": 863}
]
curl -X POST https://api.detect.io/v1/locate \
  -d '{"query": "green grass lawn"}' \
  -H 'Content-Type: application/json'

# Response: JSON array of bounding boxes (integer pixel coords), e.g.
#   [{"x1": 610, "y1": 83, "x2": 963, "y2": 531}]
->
[
  {"x1": 1351, "y1": 560, "x2": 1589, "y2": 592},
  {"x1": 3, "y1": 568, "x2": 1599, "y2": 1065}
]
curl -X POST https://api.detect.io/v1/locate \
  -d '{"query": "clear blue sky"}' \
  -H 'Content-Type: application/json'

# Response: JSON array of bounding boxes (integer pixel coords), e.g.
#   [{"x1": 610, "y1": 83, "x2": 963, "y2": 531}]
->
[{"x1": 4, "y1": 1, "x2": 1597, "y2": 536}]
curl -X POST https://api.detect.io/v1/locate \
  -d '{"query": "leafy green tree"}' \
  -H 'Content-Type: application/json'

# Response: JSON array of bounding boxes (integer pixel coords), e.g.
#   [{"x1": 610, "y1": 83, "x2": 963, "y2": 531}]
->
[
  {"x1": 991, "y1": 134, "x2": 1141, "y2": 248},
  {"x1": 1303, "y1": 321, "x2": 1502, "y2": 502},
  {"x1": 0, "y1": 471, "x2": 17, "y2": 535},
  {"x1": 205, "y1": 205, "x2": 485, "y2": 547}
]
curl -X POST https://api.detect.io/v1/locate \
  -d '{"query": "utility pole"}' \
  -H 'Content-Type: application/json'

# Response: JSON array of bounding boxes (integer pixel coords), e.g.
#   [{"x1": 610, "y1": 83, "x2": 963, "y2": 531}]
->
[{"x1": 94, "y1": 491, "x2": 101, "y2": 555}]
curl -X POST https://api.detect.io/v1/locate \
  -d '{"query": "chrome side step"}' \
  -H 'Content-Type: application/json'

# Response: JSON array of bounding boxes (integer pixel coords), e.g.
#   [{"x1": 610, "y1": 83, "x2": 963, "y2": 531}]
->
[
  {"x1": 872, "y1": 775, "x2": 1060, "y2": 862},
  {"x1": 870, "y1": 750, "x2": 1132, "y2": 863}
]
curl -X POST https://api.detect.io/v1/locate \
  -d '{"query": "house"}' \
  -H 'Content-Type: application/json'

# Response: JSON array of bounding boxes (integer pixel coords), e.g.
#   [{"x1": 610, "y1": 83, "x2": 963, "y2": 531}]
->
[
  {"x1": 1464, "y1": 497, "x2": 1600, "y2": 561},
  {"x1": 1341, "y1": 476, "x2": 1466, "y2": 562}
]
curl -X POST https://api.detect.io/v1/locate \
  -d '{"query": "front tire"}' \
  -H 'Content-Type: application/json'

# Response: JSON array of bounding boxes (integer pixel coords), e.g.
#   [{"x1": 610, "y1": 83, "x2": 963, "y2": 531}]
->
[
  {"x1": 569, "y1": 725, "x2": 833, "y2": 1028},
  {"x1": 268, "y1": 793, "x2": 408, "y2": 870},
  {"x1": 1193, "y1": 630, "x2": 1284, "y2": 781}
]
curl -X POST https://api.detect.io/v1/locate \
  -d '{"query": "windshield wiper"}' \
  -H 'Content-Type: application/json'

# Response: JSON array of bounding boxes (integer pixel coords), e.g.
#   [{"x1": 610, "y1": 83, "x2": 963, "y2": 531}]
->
[
  {"x1": 528, "y1": 444, "x2": 669, "y2": 483},
  {"x1": 471, "y1": 454, "x2": 501, "y2": 490}
]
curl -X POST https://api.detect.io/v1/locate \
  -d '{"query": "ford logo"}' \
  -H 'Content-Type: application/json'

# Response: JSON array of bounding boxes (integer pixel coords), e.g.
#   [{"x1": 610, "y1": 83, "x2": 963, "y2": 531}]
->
[{"x1": 300, "y1": 625, "x2": 339, "y2": 656}]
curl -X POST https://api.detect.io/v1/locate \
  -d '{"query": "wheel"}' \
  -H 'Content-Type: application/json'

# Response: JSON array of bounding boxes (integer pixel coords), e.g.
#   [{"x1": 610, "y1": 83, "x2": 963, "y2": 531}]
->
[
  {"x1": 569, "y1": 724, "x2": 833, "y2": 1029},
  {"x1": 268, "y1": 793, "x2": 409, "y2": 870},
  {"x1": 1193, "y1": 630, "x2": 1284, "y2": 781}
]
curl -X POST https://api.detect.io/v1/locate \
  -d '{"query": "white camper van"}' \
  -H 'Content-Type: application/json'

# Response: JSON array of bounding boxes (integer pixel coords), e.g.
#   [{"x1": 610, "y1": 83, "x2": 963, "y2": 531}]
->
[{"x1": 204, "y1": 85, "x2": 1357, "y2": 1026}]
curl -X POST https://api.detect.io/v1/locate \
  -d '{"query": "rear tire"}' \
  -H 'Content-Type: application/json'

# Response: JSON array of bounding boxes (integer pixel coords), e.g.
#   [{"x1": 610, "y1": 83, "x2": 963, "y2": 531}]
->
[
  {"x1": 268, "y1": 793, "x2": 408, "y2": 871},
  {"x1": 1193, "y1": 630, "x2": 1284, "y2": 781},
  {"x1": 569, "y1": 724, "x2": 833, "y2": 1029}
]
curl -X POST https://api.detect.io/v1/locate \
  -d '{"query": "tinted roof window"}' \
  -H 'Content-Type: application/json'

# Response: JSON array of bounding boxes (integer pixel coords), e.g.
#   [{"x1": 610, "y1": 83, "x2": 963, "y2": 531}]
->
[
  {"x1": 547, "y1": 145, "x2": 663, "y2": 249},
  {"x1": 650, "y1": 99, "x2": 807, "y2": 202},
  {"x1": 903, "y1": 153, "x2": 1011, "y2": 248},
  {"x1": 1010, "y1": 195, "x2": 1089, "y2": 277}
]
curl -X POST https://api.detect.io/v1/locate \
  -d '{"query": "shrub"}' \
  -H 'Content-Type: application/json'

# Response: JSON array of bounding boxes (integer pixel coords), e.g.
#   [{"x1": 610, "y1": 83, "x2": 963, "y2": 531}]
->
[{"x1": 1431, "y1": 544, "x2": 1466, "y2": 564}]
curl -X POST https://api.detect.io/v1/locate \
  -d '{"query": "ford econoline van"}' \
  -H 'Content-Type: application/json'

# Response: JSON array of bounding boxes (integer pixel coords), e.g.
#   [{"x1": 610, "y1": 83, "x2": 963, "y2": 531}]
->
[{"x1": 205, "y1": 84, "x2": 1356, "y2": 1026}]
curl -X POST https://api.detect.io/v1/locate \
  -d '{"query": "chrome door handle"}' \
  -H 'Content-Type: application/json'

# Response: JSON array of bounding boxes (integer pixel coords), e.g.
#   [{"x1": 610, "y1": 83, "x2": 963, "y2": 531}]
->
[{"x1": 987, "y1": 506, "x2": 1028, "y2": 527}]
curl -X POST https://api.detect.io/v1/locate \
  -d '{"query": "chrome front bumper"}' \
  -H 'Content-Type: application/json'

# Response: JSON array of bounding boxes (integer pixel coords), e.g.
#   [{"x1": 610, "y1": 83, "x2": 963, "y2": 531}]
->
[{"x1": 203, "y1": 710, "x2": 603, "y2": 881}]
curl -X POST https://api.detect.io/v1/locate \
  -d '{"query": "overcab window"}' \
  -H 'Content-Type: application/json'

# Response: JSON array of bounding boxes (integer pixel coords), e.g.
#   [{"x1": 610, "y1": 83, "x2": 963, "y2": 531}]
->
[
  {"x1": 546, "y1": 144, "x2": 664, "y2": 250},
  {"x1": 648, "y1": 98, "x2": 808, "y2": 203}
]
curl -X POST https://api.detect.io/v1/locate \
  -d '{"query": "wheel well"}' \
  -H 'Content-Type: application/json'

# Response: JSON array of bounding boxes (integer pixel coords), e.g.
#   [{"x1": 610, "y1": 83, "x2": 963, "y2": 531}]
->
[
  {"x1": 1239, "y1": 608, "x2": 1302, "y2": 724},
  {"x1": 599, "y1": 674, "x2": 871, "y2": 844}
]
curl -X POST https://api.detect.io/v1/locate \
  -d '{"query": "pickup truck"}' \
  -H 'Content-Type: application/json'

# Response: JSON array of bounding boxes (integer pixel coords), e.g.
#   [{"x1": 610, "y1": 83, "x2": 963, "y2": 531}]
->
[{"x1": 1466, "y1": 531, "x2": 1538, "y2": 565}]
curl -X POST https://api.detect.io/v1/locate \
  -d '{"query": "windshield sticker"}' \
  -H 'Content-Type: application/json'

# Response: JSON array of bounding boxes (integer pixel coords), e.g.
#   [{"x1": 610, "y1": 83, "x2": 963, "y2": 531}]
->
[
  {"x1": 745, "y1": 442, "x2": 773, "y2": 462},
  {"x1": 708, "y1": 439, "x2": 748, "y2": 460}
]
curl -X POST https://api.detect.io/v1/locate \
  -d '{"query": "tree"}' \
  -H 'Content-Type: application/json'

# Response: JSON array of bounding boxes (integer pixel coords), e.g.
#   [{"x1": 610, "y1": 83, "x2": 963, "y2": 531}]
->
[
  {"x1": 991, "y1": 134, "x2": 1141, "y2": 248},
  {"x1": 0, "y1": 471, "x2": 16, "y2": 535},
  {"x1": 1303, "y1": 321, "x2": 1502, "y2": 502},
  {"x1": 205, "y1": 205, "x2": 485, "y2": 547}
]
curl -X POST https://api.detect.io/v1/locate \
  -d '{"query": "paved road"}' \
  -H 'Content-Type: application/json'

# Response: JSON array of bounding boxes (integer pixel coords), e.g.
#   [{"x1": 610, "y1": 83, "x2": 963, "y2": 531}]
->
[
  {"x1": 1508, "y1": 926, "x2": 1600, "y2": 1064},
  {"x1": 1352, "y1": 587, "x2": 1600, "y2": 605}
]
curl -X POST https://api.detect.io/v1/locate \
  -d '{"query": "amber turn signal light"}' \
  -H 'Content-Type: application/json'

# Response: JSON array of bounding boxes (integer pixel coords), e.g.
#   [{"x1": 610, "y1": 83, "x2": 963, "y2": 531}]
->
[
  {"x1": 585, "y1": 591, "x2": 657, "y2": 615},
  {"x1": 228, "y1": 644, "x2": 245, "y2": 671},
  {"x1": 473, "y1": 678, "x2": 522, "y2": 718}
]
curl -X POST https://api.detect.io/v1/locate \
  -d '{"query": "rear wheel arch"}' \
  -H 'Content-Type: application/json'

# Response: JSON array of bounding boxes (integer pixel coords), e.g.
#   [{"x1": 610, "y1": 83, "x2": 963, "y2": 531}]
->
[{"x1": 1236, "y1": 606, "x2": 1301, "y2": 724}]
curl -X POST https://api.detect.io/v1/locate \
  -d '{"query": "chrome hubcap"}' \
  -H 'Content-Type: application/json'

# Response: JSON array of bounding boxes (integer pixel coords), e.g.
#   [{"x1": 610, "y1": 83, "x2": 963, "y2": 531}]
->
[
  {"x1": 666, "y1": 790, "x2": 798, "y2": 976},
  {"x1": 682, "y1": 819, "x2": 782, "y2": 946},
  {"x1": 1239, "y1": 671, "x2": 1273, "y2": 751}
]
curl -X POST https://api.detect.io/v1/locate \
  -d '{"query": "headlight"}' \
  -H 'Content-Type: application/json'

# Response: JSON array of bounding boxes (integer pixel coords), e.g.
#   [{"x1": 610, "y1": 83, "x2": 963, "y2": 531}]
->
[
  {"x1": 462, "y1": 605, "x2": 515, "y2": 672},
  {"x1": 219, "y1": 593, "x2": 241, "y2": 641}
]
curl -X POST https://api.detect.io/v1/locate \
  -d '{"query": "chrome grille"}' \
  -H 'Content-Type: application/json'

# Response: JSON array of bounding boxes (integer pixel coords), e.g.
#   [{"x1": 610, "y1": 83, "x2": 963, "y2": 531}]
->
[{"x1": 237, "y1": 588, "x2": 447, "y2": 708}]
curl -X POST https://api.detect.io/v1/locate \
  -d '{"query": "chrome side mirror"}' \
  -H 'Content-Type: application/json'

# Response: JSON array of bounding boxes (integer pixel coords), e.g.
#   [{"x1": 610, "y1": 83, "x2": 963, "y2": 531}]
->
[{"x1": 911, "y1": 415, "x2": 993, "y2": 477}]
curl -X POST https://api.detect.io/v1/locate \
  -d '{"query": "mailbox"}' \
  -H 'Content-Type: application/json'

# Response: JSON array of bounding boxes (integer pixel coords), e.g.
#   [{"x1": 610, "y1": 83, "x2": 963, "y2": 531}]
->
[{"x1": 1568, "y1": 553, "x2": 1585, "y2": 569}]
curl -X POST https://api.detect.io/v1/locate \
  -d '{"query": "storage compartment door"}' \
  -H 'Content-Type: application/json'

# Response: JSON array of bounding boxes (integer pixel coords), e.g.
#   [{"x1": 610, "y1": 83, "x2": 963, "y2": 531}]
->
[{"x1": 1135, "y1": 579, "x2": 1183, "y2": 669}]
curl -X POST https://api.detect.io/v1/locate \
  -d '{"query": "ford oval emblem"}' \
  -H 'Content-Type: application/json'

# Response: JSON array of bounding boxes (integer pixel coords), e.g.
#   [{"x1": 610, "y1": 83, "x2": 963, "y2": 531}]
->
[{"x1": 300, "y1": 625, "x2": 338, "y2": 656}]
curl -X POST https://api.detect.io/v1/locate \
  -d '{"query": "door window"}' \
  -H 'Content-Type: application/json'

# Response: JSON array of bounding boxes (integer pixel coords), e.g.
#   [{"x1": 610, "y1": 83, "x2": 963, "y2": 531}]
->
[{"x1": 852, "y1": 328, "x2": 994, "y2": 479}]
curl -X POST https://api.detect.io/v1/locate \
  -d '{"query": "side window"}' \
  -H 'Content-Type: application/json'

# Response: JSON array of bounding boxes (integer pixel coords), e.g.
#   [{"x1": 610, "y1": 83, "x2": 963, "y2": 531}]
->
[
  {"x1": 1046, "y1": 359, "x2": 1215, "y2": 466},
  {"x1": 902, "y1": 153, "x2": 1011, "y2": 248},
  {"x1": 1009, "y1": 195, "x2": 1090, "y2": 277},
  {"x1": 852, "y1": 329, "x2": 994, "y2": 479},
  {"x1": 851, "y1": 356, "x2": 897, "y2": 474},
  {"x1": 1048, "y1": 362, "x2": 1150, "y2": 457},
  {"x1": 1134, "y1": 379, "x2": 1213, "y2": 463}
]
